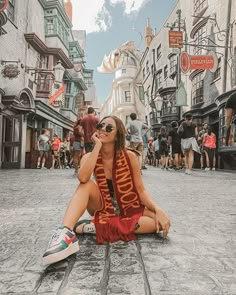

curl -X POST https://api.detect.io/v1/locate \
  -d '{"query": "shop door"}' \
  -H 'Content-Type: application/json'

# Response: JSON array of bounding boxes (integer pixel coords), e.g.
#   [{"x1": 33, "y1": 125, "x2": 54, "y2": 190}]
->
[{"x1": 1, "y1": 115, "x2": 22, "y2": 169}]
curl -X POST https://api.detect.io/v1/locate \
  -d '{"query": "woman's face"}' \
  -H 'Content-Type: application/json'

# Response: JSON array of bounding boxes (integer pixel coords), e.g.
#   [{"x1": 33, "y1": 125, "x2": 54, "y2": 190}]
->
[{"x1": 97, "y1": 117, "x2": 117, "y2": 143}]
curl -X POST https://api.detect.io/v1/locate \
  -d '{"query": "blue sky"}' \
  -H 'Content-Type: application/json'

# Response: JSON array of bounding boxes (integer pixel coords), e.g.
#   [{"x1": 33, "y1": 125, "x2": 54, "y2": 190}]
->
[{"x1": 71, "y1": 0, "x2": 176, "y2": 103}]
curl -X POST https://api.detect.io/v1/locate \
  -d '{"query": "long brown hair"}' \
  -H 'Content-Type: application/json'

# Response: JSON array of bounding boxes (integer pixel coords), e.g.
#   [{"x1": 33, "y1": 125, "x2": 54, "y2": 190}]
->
[{"x1": 100, "y1": 116, "x2": 126, "y2": 152}]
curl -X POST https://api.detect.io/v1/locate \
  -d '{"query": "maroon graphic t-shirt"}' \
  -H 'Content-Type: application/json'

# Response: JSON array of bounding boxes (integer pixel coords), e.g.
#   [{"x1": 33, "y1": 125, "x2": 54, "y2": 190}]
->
[{"x1": 80, "y1": 115, "x2": 99, "y2": 143}]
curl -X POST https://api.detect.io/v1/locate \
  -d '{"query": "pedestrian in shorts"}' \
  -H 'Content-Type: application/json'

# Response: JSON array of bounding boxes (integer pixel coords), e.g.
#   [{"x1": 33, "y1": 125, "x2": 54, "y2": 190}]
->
[{"x1": 36, "y1": 129, "x2": 50, "y2": 169}]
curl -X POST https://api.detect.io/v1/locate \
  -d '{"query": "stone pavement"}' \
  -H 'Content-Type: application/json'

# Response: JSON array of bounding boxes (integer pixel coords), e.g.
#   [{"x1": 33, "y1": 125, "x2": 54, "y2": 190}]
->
[{"x1": 0, "y1": 167, "x2": 235, "y2": 295}]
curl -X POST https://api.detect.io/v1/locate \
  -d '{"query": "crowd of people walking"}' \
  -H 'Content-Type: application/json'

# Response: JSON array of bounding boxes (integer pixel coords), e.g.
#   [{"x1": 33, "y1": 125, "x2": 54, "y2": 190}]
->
[
  {"x1": 126, "y1": 112, "x2": 217, "y2": 175},
  {"x1": 36, "y1": 108, "x2": 219, "y2": 175}
]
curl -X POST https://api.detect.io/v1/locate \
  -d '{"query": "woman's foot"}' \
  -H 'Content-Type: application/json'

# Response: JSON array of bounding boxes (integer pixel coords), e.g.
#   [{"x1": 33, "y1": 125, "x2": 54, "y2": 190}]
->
[{"x1": 42, "y1": 226, "x2": 79, "y2": 265}]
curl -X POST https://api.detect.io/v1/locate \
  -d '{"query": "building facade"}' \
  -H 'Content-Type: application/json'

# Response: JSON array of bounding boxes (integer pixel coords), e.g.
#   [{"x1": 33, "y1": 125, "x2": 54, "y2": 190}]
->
[
  {"x1": 0, "y1": 0, "x2": 96, "y2": 169},
  {"x1": 100, "y1": 43, "x2": 145, "y2": 124},
  {"x1": 141, "y1": 0, "x2": 236, "y2": 169}
]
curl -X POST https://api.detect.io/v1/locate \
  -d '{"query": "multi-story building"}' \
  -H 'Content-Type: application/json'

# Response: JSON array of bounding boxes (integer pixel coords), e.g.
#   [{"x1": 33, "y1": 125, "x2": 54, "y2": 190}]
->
[
  {"x1": 100, "y1": 43, "x2": 145, "y2": 125},
  {"x1": 0, "y1": 0, "x2": 96, "y2": 169},
  {"x1": 141, "y1": 0, "x2": 236, "y2": 169}
]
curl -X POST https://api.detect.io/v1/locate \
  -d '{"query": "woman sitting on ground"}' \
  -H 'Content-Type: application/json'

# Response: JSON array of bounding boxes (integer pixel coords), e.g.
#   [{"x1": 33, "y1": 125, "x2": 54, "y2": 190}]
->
[{"x1": 42, "y1": 116, "x2": 171, "y2": 265}]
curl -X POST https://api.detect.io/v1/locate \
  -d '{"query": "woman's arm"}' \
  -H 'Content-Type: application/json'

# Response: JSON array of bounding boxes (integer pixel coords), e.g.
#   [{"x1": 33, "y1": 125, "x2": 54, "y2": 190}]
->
[
  {"x1": 78, "y1": 132, "x2": 102, "y2": 183},
  {"x1": 127, "y1": 150, "x2": 171, "y2": 236}
]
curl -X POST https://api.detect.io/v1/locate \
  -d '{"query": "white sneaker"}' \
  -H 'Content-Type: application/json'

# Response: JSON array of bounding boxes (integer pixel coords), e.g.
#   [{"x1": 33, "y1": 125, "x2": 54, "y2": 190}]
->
[
  {"x1": 42, "y1": 226, "x2": 79, "y2": 265},
  {"x1": 205, "y1": 167, "x2": 210, "y2": 171},
  {"x1": 185, "y1": 169, "x2": 192, "y2": 175},
  {"x1": 212, "y1": 168, "x2": 216, "y2": 171}
]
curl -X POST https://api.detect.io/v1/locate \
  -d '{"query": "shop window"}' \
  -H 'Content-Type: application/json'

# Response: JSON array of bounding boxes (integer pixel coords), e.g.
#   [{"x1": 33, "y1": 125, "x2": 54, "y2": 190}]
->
[
  {"x1": 219, "y1": 108, "x2": 236, "y2": 147},
  {"x1": 193, "y1": 0, "x2": 207, "y2": 15},
  {"x1": 125, "y1": 91, "x2": 131, "y2": 102},
  {"x1": 192, "y1": 72, "x2": 204, "y2": 105},
  {"x1": 213, "y1": 57, "x2": 221, "y2": 80},
  {"x1": 6, "y1": 0, "x2": 15, "y2": 23}
]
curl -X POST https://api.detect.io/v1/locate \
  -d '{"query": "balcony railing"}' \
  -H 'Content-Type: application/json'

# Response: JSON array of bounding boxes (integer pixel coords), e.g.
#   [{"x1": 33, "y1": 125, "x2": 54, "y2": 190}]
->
[{"x1": 36, "y1": 72, "x2": 54, "y2": 94}]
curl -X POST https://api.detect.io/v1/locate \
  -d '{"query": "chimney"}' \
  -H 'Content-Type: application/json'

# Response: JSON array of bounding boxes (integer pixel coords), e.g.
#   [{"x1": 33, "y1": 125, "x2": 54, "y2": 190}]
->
[
  {"x1": 64, "y1": 0, "x2": 72, "y2": 22},
  {"x1": 145, "y1": 18, "x2": 152, "y2": 48}
]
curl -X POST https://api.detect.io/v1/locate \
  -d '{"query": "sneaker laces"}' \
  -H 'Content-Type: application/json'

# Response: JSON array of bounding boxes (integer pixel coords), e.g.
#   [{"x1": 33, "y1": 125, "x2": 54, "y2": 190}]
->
[{"x1": 48, "y1": 227, "x2": 66, "y2": 247}]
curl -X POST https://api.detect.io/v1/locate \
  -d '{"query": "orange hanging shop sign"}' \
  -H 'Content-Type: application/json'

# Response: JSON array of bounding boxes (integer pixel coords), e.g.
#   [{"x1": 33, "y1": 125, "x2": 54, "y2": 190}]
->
[
  {"x1": 180, "y1": 51, "x2": 218, "y2": 74},
  {"x1": 0, "y1": 0, "x2": 9, "y2": 13},
  {"x1": 169, "y1": 31, "x2": 183, "y2": 48}
]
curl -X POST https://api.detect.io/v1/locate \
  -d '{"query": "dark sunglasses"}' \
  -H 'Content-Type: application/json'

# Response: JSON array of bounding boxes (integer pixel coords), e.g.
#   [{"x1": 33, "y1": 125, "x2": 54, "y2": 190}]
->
[{"x1": 96, "y1": 123, "x2": 114, "y2": 133}]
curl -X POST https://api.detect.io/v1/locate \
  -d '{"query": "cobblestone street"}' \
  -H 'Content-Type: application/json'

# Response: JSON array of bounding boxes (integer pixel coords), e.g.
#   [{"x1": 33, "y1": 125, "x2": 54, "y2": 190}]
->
[{"x1": 0, "y1": 167, "x2": 235, "y2": 295}]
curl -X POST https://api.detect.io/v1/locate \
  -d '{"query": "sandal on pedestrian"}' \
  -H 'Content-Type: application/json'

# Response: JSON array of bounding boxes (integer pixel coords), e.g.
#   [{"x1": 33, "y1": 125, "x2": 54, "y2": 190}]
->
[{"x1": 73, "y1": 219, "x2": 96, "y2": 235}]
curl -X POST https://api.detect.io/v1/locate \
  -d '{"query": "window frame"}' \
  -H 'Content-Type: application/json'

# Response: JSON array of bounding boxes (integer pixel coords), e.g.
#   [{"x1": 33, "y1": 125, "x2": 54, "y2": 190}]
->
[
  {"x1": 191, "y1": 72, "x2": 204, "y2": 105},
  {"x1": 156, "y1": 44, "x2": 161, "y2": 60},
  {"x1": 169, "y1": 55, "x2": 176, "y2": 74},
  {"x1": 193, "y1": 24, "x2": 207, "y2": 55},
  {"x1": 125, "y1": 91, "x2": 131, "y2": 103}
]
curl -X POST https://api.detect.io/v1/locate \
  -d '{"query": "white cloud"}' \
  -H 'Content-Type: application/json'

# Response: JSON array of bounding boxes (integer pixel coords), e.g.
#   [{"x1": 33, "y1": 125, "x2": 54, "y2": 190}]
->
[
  {"x1": 71, "y1": 0, "x2": 111, "y2": 33},
  {"x1": 109, "y1": 0, "x2": 147, "y2": 14},
  {"x1": 71, "y1": 0, "x2": 148, "y2": 34}
]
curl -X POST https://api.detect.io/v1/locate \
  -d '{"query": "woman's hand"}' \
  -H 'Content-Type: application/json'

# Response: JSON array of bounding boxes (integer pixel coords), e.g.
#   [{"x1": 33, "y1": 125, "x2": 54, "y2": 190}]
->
[
  {"x1": 154, "y1": 208, "x2": 171, "y2": 238},
  {"x1": 91, "y1": 132, "x2": 102, "y2": 149}
]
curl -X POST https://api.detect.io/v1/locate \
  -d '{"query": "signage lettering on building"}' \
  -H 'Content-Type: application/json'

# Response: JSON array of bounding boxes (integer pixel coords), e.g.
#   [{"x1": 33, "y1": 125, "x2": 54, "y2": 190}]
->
[
  {"x1": 180, "y1": 51, "x2": 218, "y2": 73},
  {"x1": 0, "y1": 0, "x2": 9, "y2": 13},
  {"x1": 169, "y1": 31, "x2": 183, "y2": 48},
  {"x1": 2, "y1": 64, "x2": 20, "y2": 79}
]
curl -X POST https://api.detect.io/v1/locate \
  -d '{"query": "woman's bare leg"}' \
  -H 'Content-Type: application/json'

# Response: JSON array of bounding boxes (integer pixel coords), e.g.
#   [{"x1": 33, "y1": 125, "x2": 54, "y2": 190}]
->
[
  {"x1": 135, "y1": 208, "x2": 158, "y2": 234},
  {"x1": 188, "y1": 149, "x2": 194, "y2": 170},
  {"x1": 63, "y1": 180, "x2": 102, "y2": 230},
  {"x1": 184, "y1": 152, "x2": 189, "y2": 169},
  {"x1": 205, "y1": 151, "x2": 210, "y2": 168},
  {"x1": 73, "y1": 150, "x2": 81, "y2": 172}
]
